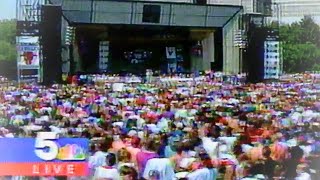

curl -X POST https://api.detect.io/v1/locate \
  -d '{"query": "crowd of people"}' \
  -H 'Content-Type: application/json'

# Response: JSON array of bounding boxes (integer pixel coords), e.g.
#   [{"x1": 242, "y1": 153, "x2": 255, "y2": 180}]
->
[{"x1": 0, "y1": 72, "x2": 320, "y2": 180}]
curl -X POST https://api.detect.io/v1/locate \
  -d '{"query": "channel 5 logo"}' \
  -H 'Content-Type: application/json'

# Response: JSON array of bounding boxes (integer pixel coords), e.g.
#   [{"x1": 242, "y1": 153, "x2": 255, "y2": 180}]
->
[
  {"x1": 35, "y1": 132, "x2": 86, "y2": 161},
  {"x1": 0, "y1": 133, "x2": 88, "y2": 176}
]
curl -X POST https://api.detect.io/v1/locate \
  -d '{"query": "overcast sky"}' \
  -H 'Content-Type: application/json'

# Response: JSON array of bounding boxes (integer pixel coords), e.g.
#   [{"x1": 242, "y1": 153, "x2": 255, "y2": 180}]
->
[{"x1": 0, "y1": 0, "x2": 16, "y2": 20}]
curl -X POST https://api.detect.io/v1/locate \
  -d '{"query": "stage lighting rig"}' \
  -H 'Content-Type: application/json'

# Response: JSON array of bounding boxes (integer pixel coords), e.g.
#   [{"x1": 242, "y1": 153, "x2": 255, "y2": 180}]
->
[{"x1": 65, "y1": 26, "x2": 75, "y2": 45}]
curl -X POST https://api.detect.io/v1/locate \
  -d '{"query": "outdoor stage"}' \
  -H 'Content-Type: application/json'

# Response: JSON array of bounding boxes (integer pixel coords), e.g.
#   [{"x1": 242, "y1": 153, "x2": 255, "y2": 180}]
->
[
  {"x1": 73, "y1": 24, "x2": 219, "y2": 74},
  {"x1": 54, "y1": 0, "x2": 242, "y2": 76}
]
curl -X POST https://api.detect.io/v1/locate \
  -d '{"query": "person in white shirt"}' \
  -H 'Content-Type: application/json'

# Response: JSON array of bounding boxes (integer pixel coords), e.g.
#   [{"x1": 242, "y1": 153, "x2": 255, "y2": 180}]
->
[
  {"x1": 143, "y1": 158, "x2": 175, "y2": 180},
  {"x1": 94, "y1": 153, "x2": 120, "y2": 180},
  {"x1": 187, "y1": 168, "x2": 218, "y2": 180},
  {"x1": 89, "y1": 138, "x2": 113, "y2": 177},
  {"x1": 186, "y1": 152, "x2": 218, "y2": 180},
  {"x1": 295, "y1": 164, "x2": 311, "y2": 180}
]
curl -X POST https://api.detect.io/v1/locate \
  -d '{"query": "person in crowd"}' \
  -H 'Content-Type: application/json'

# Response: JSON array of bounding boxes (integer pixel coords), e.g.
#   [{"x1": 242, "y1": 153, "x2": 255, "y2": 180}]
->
[
  {"x1": 136, "y1": 138, "x2": 160, "y2": 176},
  {"x1": 117, "y1": 148, "x2": 135, "y2": 170},
  {"x1": 126, "y1": 136, "x2": 142, "y2": 164},
  {"x1": 89, "y1": 137, "x2": 113, "y2": 176},
  {"x1": 0, "y1": 72, "x2": 319, "y2": 180},
  {"x1": 281, "y1": 146, "x2": 305, "y2": 179},
  {"x1": 93, "y1": 153, "x2": 120, "y2": 180},
  {"x1": 119, "y1": 166, "x2": 138, "y2": 180}
]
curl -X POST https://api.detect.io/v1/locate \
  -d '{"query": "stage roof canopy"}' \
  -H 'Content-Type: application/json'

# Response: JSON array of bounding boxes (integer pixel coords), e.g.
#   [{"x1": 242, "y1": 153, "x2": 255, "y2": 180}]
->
[{"x1": 50, "y1": 0, "x2": 242, "y2": 28}]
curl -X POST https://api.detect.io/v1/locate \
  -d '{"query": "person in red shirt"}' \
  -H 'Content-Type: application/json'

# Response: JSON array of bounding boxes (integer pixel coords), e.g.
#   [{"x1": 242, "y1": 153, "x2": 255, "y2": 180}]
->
[{"x1": 72, "y1": 75, "x2": 78, "y2": 85}]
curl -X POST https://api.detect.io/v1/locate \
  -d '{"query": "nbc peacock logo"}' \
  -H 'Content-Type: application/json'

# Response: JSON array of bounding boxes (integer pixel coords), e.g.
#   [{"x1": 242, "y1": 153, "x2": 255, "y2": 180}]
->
[
  {"x1": 35, "y1": 132, "x2": 87, "y2": 161},
  {"x1": 56, "y1": 144, "x2": 86, "y2": 161}
]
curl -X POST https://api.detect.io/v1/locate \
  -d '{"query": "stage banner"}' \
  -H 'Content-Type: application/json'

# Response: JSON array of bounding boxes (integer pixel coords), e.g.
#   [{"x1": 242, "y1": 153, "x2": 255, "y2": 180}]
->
[
  {"x1": 17, "y1": 21, "x2": 40, "y2": 36},
  {"x1": 99, "y1": 41, "x2": 109, "y2": 71},
  {"x1": 17, "y1": 36, "x2": 40, "y2": 67},
  {"x1": 19, "y1": 68, "x2": 40, "y2": 83},
  {"x1": 17, "y1": 0, "x2": 45, "y2": 21},
  {"x1": 168, "y1": 62, "x2": 177, "y2": 73},
  {"x1": 0, "y1": 132, "x2": 89, "y2": 176},
  {"x1": 166, "y1": 47, "x2": 176, "y2": 59}
]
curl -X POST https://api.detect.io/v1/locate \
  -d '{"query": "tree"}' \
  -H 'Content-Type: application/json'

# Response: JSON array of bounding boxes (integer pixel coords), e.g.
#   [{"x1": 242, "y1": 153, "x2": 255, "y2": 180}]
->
[
  {"x1": 299, "y1": 16, "x2": 320, "y2": 47},
  {"x1": 279, "y1": 17, "x2": 320, "y2": 73},
  {"x1": 0, "y1": 41, "x2": 16, "y2": 61},
  {"x1": 282, "y1": 43, "x2": 320, "y2": 72},
  {"x1": 0, "y1": 19, "x2": 17, "y2": 61}
]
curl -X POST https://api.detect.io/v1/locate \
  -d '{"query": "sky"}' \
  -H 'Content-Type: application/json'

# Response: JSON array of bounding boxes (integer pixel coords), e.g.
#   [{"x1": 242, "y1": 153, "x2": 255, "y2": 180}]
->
[{"x1": 0, "y1": 0, "x2": 16, "y2": 20}]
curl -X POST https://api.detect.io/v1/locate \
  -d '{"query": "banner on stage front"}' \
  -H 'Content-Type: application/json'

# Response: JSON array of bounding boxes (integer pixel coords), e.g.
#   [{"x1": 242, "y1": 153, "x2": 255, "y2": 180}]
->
[
  {"x1": 17, "y1": 36, "x2": 40, "y2": 67},
  {"x1": 166, "y1": 47, "x2": 176, "y2": 59}
]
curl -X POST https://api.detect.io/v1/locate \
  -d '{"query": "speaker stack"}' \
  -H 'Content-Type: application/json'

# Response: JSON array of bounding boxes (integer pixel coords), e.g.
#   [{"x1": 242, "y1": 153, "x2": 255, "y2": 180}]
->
[
  {"x1": 244, "y1": 14, "x2": 267, "y2": 83},
  {"x1": 40, "y1": 5, "x2": 62, "y2": 85},
  {"x1": 246, "y1": 27, "x2": 266, "y2": 83}
]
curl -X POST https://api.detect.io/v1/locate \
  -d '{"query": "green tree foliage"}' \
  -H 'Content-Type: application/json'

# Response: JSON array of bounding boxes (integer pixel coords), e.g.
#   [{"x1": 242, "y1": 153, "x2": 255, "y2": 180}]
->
[
  {"x1": 282, "y1": 43, "x2": 320, "y2": 72},
  {"x1": 279, "y1": 16, "x2": 320, "y2": 73},
  {"x1": 0, "y1": 19, "x2": 17, "y2": 61}
]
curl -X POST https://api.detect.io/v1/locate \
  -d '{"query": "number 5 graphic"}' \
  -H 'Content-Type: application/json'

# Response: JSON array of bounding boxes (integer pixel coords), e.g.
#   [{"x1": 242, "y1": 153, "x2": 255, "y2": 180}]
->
[{"x1": 35, "y1": 132, "x2": 59, "y2": 161}]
